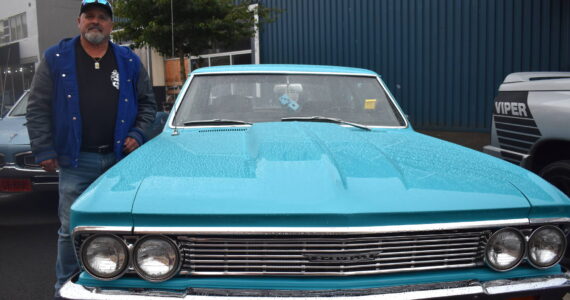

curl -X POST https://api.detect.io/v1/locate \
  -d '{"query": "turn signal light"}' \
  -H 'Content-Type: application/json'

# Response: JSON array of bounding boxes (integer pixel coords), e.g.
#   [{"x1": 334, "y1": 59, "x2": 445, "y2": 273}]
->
[{"x1": 0, "y1": 178, "x2": 32, "y2": 192}]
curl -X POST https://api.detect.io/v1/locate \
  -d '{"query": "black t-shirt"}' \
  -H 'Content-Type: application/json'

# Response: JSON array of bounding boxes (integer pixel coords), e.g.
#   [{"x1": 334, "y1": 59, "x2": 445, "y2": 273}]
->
[{"x1": 75, "y1": 40, "x2": 119, "y2": 148}]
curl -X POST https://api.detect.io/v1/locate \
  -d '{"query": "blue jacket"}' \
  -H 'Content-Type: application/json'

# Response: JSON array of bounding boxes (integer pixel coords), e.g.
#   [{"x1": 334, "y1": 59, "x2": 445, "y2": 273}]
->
[{"x1": 26, "y1": 36, "x2": 156, "y2": 167}]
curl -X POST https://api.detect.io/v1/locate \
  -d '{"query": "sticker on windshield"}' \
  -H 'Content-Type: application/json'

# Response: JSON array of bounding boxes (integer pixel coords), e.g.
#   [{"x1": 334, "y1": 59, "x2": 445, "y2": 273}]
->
[
  {"x1": 280, "y1": 94, "x2": 300, "y2": 111},
  {"x1": 364, "y1": 99, "x2": 377, "y2": 110}
]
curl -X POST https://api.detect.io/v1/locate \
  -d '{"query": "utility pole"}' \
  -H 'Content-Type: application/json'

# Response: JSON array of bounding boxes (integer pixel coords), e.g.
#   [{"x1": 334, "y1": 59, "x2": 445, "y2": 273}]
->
[{"x1": 171, "y1": 0, "x2": 174, "y2": 58}]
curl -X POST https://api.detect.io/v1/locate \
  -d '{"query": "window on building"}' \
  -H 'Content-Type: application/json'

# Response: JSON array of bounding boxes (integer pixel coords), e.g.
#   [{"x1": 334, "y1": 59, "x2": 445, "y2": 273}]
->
[
  {"x1": 9, "y1": 13, "x2": 27, "y2": 41},
  {"x1": 1, "y1": 20, "x2": 9, "y2": 44},
  {"x1": 0, "y1": 13, "x2": 27, "y2": 45}
]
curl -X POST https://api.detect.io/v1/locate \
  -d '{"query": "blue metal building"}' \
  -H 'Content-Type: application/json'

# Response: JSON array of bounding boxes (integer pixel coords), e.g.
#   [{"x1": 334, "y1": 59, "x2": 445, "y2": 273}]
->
[{"x1": 258, "y1": 0, "x2": 570, "y2": 131}]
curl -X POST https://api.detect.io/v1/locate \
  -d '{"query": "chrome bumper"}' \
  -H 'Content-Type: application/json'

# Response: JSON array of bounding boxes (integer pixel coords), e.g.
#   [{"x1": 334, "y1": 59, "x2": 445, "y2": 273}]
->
[
  {"x1": 59, "y1": 273, "x2": 570, "y2": 300},
  {"x1": 0, "y1": 165, "x2": 58, "y2": 191}
]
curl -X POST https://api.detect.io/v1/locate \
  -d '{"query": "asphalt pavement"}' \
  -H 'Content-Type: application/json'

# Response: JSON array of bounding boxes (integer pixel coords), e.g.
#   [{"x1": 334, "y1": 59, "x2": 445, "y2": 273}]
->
[{"x1": 0, "y1": 191, "x2": 59, "y2": 300}]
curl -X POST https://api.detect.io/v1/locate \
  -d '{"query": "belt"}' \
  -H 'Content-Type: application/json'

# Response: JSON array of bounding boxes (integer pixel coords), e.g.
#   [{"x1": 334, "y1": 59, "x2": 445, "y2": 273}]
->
[{"x1": 81, "y1": 145, "x2": 113, "y2": 153}]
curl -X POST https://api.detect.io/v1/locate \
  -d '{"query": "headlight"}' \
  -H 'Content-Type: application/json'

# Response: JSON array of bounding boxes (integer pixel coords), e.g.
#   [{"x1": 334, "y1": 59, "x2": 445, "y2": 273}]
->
[
  {"x1": 133, "y1": 236, "x2": 180, "y2": 282},
  {"x1": 80, "y1": 235, "x2": 129, "y2": 280},
  {"x1": 485, "y1": 228, "x2": 525, "y2": 271},
  {"x1": 528, "y1": 226, "x2": 566, "y2": 269}
]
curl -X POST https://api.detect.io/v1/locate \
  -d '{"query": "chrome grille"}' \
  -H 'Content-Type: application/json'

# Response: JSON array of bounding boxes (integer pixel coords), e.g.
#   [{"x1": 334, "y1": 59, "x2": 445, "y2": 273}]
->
[
  {"x1": 178, "y1": 230, "x2": 490, "y2": 276},
  {"x1": 15, "y1": 151, "x2": 41, "y2": 168}
]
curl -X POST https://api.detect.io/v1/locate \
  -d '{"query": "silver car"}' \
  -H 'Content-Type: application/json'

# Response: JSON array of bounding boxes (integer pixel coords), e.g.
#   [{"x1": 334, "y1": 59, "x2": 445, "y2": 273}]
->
[
  {"x1": 0, "y1": 90, "x2": 58, "y2": 193},
  {"x1": 484, "y1": 72, "x2": 570, "y2": 196}
]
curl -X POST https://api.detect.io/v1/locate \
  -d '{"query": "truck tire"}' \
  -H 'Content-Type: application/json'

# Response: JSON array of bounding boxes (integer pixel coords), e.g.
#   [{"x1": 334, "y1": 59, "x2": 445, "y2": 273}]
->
[{"x1": 539, "y1": 160, "x2": 570, "y2": 197}]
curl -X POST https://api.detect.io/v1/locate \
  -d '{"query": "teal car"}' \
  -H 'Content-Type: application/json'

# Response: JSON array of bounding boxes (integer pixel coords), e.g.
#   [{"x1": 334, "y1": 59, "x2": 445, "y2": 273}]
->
[{"x1": 61, "y1": 65, "x2": 570, "y2": 299}]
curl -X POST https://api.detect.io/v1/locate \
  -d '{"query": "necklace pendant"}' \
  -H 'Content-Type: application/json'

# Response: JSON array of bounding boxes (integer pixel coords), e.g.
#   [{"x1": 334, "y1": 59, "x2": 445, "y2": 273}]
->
[{"x1": 94, "y1": 61, "x2": 100, "y2": 69}]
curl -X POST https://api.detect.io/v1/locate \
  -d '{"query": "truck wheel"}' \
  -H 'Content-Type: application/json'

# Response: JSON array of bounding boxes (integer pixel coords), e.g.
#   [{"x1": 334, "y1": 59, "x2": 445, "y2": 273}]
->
[{"x1": 540, "y1": 160, "x2": 570, "y2": 197}]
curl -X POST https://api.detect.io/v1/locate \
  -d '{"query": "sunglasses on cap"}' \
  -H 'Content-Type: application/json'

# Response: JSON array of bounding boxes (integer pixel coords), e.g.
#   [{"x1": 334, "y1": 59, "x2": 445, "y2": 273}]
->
[
  {"x1": 82, "y1": 0, "x2": 110, "y2": 5},
  {"x1": 80, "y1": 0, "x2": 113, "y2": 17}
]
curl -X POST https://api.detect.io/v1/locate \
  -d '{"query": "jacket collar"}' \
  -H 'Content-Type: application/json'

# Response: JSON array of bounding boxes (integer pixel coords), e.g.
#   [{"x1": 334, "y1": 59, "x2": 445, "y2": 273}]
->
[{"x1": 59, "y1": 35, "x2": 126, "y2": 60}]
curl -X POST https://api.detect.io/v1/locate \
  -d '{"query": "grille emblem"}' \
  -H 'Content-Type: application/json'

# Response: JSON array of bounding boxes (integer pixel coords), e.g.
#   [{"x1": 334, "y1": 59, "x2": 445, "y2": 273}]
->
[{"x1": 304, "y1": 252, "x2": 381, "y2": 262}]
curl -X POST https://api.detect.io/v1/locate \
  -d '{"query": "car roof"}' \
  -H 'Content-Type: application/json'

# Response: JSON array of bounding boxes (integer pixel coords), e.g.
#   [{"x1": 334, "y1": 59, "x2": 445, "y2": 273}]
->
[
  {"x1": 191, "y1": 64, "x2": 379, "y2": 76},
  {"x1": 500, "y1": 72, "x2": 570, "y2": 91}
]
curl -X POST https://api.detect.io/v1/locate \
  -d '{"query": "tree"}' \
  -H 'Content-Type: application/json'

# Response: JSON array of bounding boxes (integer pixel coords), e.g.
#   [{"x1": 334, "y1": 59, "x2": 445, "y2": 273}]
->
[{"x1": 113, "y1": 0, "x2": 276, "y2": 81}]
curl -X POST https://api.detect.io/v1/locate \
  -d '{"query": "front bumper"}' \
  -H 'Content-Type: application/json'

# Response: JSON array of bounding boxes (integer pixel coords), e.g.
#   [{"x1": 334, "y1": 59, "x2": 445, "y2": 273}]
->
[
  {"x1": 0, "y1": 165, "x2": 58, "y2": 192},
  {"x1": 59, "y1": 273, "x2": 570, "y2": 300}
]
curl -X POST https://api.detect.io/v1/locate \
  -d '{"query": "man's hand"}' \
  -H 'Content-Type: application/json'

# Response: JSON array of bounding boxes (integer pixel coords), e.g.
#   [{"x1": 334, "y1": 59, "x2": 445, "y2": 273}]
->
[
  {"x1": 39, "y1": 158, "x2": 59, "y2": 173},
  {"x1": 123, "y1": 137, "x2": 140, "y2": 154}
]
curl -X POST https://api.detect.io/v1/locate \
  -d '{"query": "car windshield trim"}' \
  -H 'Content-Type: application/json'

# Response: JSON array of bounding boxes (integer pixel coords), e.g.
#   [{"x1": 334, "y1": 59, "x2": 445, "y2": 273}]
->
[
  {"x1": 191, "y1": 71, "x2": 379, "y2": 77},
  {"x1": 183, "y1": 119, "x2": 253, "y2": 126},
  {"x1": 6, "y1": 90, "x2": 29, "y2": 117},
  {"x1": 281, "y1": 116, "x2": 371, "y2": 131},
  {"x1": 168, "y1": 73, "x2": 409, "y2": 130}
]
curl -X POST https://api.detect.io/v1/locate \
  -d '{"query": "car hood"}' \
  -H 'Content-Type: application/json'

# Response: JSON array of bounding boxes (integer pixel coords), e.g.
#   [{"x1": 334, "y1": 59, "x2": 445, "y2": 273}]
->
[
  {"x1": 72, "y1": 122, "x2": 570, "y2": 229},
  {"x1": 0, "y1": 116, "x2": 29, "y2": 145}
]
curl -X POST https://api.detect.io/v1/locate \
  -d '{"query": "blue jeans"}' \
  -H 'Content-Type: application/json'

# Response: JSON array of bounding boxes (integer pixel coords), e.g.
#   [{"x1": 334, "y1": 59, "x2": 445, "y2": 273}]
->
[{"x1": 55, "y1": 152, "x2": 116, "y2": 292}]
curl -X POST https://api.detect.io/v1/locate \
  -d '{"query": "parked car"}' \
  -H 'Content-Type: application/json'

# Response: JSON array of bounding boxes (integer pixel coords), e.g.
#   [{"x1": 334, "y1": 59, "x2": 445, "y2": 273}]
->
[
  {"x1": 0, "y1": 90, "x2": 59, "y2": 193},
  {"x1": 60, "y1": 65, "x2": 570, "y2": 299},
  {"x1": 0, "y1": 88, "x2": 165, "y2": 195},
  {"x1": 484, "y1": 72, "x2": 570, "y2": 197}
]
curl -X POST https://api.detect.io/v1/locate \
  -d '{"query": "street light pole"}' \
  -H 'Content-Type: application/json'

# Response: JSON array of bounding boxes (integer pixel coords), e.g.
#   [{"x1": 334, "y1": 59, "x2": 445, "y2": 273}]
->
[{"x1": 171, "y1": 0, "x2": 174, "y2": 58}]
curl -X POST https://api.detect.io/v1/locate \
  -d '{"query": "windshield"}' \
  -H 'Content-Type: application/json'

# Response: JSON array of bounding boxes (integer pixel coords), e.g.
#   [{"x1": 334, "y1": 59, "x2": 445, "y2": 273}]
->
[
  {"x1": 9, "y1": 91, "x2": 29, "y2": 117},
  {"x1": 173, "y1": 74, "x2": 405, "y2": 127}
]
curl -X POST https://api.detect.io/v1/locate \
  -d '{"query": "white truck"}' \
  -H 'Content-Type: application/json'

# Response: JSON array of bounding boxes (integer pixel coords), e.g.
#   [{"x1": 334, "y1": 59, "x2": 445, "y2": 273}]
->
[{"x1": 484, "y1": 72, "x2": 570, "y2": 196}]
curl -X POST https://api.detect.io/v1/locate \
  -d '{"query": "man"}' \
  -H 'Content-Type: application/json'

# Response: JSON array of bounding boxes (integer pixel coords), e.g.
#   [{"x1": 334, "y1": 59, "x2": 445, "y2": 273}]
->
[{"x1": 26, "y1": 0, "x2": 156, "y2": 294}]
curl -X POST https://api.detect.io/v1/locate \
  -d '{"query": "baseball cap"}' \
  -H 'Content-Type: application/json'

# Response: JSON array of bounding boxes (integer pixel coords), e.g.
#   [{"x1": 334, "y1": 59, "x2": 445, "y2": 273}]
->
[{"x1": 80, "y1": 0, "x2": 113, "y2": 18}]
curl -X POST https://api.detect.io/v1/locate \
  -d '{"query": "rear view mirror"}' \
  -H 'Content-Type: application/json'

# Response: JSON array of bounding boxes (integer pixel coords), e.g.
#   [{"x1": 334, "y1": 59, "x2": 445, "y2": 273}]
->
[{"x1": 273, "y1": 84, "x2": 303, "y2": 94}]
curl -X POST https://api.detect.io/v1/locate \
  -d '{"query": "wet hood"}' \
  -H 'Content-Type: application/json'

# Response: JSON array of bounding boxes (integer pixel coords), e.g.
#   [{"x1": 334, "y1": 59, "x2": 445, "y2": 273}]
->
[
  {"x1": 72, "y1": 122, "x2": 570, "y2": 228},
  {"x1": 0, "y1": 116, "x2": 29, "y2": 145}
]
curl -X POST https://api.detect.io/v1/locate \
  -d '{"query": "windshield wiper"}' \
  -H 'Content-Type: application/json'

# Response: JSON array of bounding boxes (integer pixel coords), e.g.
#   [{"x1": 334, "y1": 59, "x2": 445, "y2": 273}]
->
[
  {"x1": 183, "y1": 119, "x2": 252, "y2": 126},
  {"x1": 281, "y1": 116, "x2": 371, "y2": 131}
]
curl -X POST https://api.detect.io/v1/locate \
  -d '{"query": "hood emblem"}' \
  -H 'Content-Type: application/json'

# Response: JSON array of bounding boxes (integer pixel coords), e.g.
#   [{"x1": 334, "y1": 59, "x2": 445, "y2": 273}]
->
[{"x1": 304, "y1": 251, "x2": 381, "y2": 263}]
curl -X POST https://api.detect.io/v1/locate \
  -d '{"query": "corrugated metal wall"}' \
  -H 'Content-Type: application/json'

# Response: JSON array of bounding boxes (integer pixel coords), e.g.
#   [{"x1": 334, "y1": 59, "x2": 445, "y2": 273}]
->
[{"x1": 259, "y1": 0, "x2": 570, "y2": 131}]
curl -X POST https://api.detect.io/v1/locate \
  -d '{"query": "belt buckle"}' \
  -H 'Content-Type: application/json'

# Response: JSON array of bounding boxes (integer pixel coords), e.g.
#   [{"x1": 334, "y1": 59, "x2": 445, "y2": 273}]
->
[{"x1": 97, "y1": 145, "x2": 111, "y2": 153}]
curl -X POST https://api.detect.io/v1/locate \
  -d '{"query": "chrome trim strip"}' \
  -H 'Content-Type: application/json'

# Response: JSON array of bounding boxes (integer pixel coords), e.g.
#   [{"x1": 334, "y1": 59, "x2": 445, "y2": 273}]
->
[
  {"x1": 31, "y1": 182, "x2": 59, "y2": 186},
  {"x1": 484, "y1": 276, "x2": 569, "y2": 294},
  {"x1": 182, "y1": 263, "x2": 479, "y2": 277},
  {"x1": 167, "y1": 73, "x2": 193, "y2": 129},
  {"x1": 192, "y1": 70, "x2": 379, "y2": 76},
  {"x1": 375, "y1": 76, "x2": 409, "y2": 128},
  {"x1": 73, "y1": 226, "x2": 132, "y2": 235},
  {"x1": 483, "y1": 145, "x2": 530, "y2": 159},
  {"x1": 0, "y1": 165, "x2": 55, "y2": 174},
  {"x1": 73, "y1": 218, "x2": 568, "y2": 237},
  {"x1": 4, "y1": 90, "x2": 28, "y2": 117},
  {"x1": 135, "y1": 219, "x2": 530, "y2": 235},
  {"x1": 14, "y1": 150, "x2": 33, "y2": 157},
  {"x1": 530, "y1": 218, "x2": 570, "y2": 224},
  {"x1": 58, "y1": 273, "x2": 570, "y2": 300}
]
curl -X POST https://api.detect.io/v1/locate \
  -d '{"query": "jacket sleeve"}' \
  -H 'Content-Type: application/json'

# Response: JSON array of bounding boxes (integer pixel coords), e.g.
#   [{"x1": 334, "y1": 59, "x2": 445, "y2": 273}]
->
[
  {"x1": 127, "y1": 64, "x2": 157, "y2": 145},
  {"x1": 26, "y1": 57, "x2": 57, "y2": 163}
]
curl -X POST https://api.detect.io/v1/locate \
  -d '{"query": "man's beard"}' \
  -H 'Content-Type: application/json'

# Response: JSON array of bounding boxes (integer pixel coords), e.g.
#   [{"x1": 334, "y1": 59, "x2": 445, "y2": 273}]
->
[{"x1": 84, "y1": 30, "x2": 108, "y2": 45}]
